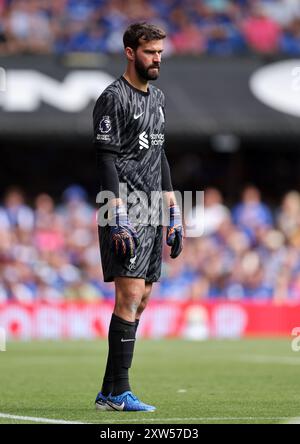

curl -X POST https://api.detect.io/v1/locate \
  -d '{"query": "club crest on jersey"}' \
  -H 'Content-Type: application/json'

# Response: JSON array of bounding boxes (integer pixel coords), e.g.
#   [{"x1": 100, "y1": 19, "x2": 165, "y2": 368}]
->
[
  {"x1": 128, "y1": 255, "x2": 137, "y2": 271},
  {"x1": 99, "y1": 116, "x2": 111, "y2": 133}
]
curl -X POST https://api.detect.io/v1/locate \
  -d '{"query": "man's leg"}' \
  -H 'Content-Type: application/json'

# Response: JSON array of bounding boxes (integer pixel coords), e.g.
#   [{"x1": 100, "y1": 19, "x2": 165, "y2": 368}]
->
[
  {"x1": 100, "y1": 280, "x2": 152, "y2": 396},
  {"x1": 114, "y1": 277, "x2": 145, "y2": 322},
  {"x1": 136, "y1": 282, "x2": 153, "y2": 320},
  {"x1": 97, "y1": 225, "x2": 158, "y2": 410},
  {"x1": 101, "y1": 277, "x2": 145, "y2": 397}
]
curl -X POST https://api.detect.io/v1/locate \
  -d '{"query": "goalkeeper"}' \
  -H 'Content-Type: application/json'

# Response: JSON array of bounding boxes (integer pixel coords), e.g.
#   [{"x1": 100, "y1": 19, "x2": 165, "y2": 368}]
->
[{"x1": 93, "y1": 23, "x2": 183, "y2": 413}]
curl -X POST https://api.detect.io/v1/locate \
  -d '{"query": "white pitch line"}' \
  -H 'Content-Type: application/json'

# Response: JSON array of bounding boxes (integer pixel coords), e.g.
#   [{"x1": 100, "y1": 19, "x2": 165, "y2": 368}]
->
[
  {"x1": 0, "y1": 413, "x2": 292, "y2": 424},
  {"x1": 0, "y1": 413, "x2": 88, "y2": 424},
  {"x1": 284, "y1": 417, "x2": 300, "y2": 424},
  {"x1": 90, "y1": 416, "x2": 290, "y2": 423}
]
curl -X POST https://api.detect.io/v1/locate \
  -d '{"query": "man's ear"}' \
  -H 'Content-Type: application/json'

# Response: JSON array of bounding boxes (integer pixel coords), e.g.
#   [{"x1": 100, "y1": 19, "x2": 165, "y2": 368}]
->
[{"x1": 125, "y1": 47, "x2": 135, "y2": 61}]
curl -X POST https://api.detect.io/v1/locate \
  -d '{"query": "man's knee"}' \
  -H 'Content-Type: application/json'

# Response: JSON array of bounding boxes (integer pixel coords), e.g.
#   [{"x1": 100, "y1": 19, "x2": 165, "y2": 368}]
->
[{"x1": 115, "y1": 278, "x2": 145, "y2": 316}]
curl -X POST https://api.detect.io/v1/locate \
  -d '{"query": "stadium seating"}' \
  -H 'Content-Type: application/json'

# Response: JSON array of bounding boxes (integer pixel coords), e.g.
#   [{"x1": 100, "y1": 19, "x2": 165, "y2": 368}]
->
[{"x1": 0, "y1": 0, "x2": 300, "y2": 56}]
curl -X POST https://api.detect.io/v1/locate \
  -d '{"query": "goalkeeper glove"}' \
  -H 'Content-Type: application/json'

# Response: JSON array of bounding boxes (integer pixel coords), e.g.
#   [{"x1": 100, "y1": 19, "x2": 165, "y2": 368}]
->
[
  {"x1": 166, "y1": 204, "x2": 183, "y2": 259},
  {"x1": 109, "y1": 205, "x2": 138, "y2": 260}
]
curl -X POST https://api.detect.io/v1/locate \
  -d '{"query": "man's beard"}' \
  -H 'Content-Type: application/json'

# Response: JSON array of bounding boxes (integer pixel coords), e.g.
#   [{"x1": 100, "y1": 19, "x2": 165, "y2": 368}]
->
[{"x1": 135, "y1": 58, "x2": 160, "y2": 81}]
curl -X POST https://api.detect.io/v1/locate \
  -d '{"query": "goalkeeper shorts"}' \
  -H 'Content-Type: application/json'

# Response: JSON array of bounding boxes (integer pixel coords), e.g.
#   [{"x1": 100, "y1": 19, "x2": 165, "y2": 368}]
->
[{"x1": 98, "y1": 224, "x2": 163, "y2": 283}]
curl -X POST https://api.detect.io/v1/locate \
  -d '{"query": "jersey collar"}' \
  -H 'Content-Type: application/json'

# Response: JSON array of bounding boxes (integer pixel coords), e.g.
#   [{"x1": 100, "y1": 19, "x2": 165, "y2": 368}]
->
[{"x1": 120, "y1": 76, "x2": 150, "y2": 96}]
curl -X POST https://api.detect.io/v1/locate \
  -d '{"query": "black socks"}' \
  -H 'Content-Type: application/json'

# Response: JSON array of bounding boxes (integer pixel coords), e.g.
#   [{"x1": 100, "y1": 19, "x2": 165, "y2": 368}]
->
[{"x1": 101, "y1": 315, "x2": 140, "y2": 397}]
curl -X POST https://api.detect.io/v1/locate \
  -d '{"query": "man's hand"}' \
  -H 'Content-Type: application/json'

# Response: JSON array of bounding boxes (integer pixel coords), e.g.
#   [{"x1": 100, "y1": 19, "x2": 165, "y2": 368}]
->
[
  {"x1": 166, "y1": 204, "x2": 183, "y2": 259},
  {"x1": 109, "y1": 205, "x2": 138, "y2": 259}
]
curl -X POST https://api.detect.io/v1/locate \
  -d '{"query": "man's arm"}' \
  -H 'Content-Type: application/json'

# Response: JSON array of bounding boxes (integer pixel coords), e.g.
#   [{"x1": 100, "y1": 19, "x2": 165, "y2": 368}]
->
[
  {"x1": 161, "y1": 149, "x2": 183, "y2": 258},
  {"x1": 96, "y1": 150, "x2": 123, "y2": 208},
  {"x1": 161, "y1": 148, "x2": 177, "y2": 205},
  {"x1": 94, "y1": 93, "x2": 137, "y2": 258}
]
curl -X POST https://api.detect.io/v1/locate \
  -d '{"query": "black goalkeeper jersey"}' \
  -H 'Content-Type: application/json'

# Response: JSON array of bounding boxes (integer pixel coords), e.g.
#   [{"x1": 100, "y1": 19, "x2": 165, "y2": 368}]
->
[{"x1": 93, "y1": 76, "x2": 166, "y2": 201}]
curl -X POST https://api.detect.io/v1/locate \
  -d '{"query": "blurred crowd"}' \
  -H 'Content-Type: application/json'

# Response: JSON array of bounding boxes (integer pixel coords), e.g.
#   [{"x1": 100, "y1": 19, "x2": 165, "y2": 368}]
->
[
  {"x1": 1, "y1": 184, "x2": 300, "y2": 303},
  {"x1": 0, "y1": 0, "x2": 300, "y2": 56}
]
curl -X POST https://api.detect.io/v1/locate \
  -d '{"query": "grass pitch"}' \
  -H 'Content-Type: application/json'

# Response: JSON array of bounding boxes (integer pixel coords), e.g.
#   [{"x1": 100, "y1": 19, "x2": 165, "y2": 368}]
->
[{"x1": 0, "y1": 338, "x2": 299, "y2": 424}]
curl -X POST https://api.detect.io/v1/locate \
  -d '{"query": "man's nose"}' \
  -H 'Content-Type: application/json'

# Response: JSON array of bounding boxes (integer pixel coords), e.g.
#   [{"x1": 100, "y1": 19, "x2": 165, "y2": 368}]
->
[{"x1": 153, "y1": 52, "x2": 161, "y2": 63}]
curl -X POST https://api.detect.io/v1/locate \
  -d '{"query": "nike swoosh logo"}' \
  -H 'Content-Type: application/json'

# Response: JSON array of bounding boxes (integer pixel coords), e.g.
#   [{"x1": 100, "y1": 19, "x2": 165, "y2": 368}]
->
[
  {"x1": 134, "y1": 112, "x2": 144, "y2": 119},
  {"x1": 121, "y1": 338, "x2": 136, "y2": 342},
  {"x1": 107, "y1": 401, "x2": 125, "y2": 411}
]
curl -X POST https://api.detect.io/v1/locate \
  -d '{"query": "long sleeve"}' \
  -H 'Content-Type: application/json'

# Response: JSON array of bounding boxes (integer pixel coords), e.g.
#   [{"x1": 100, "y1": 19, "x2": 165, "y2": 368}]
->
[
  {"x1": 93, "y1": 90, "x2": 126, "y2": 199},
  {"x1": 161, "y1": 149, "x2": 173, "y2": 192},
  {"x1": 96, "y1": 150, "x2": 120, "y2": 198}
]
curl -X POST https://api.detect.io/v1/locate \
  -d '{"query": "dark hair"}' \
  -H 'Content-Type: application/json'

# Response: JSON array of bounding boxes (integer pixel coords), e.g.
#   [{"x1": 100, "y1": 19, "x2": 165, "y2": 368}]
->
[{"x1": 123, "y1": 22, "x2": 166, "y2": 51}]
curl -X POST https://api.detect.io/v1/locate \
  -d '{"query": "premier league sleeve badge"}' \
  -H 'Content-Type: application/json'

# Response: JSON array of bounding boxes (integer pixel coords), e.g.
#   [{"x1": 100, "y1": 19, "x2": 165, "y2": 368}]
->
[{"x1": 99, "y1": 116, "x2": 112, "y2": 133}]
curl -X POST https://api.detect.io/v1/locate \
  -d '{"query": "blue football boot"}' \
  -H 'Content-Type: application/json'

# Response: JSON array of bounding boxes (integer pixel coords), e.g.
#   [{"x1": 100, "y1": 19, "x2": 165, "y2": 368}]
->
[
  {"x1": 95, "y1": 391, "x2": 111, "y2": 411},
  {"x1": 106, "y1": 391, "x2": 156, "y2": 412}
]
